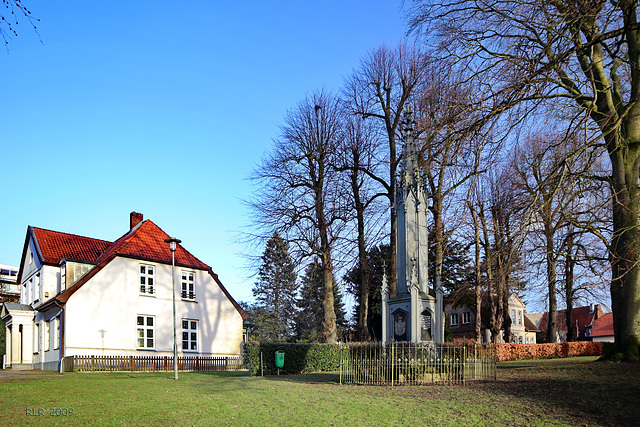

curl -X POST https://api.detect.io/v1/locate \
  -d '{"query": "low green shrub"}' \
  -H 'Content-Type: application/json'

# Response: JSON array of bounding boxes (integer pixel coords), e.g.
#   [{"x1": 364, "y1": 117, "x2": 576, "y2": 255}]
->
[{"x1": 244, "y1": 341, "x2": 341, "y2": 375}]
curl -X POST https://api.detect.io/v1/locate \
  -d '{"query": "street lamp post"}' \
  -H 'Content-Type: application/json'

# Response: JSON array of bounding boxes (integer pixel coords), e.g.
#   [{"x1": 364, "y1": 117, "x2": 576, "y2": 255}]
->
[{"x1": 165, "y1": 237, "x2": 182, "y2": 380}]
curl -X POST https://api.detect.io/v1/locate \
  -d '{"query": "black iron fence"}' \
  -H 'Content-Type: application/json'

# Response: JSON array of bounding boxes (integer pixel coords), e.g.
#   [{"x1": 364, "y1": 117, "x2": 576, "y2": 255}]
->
[{"x1": 339, "y1": 342, "x2": 496, "y2": 385}]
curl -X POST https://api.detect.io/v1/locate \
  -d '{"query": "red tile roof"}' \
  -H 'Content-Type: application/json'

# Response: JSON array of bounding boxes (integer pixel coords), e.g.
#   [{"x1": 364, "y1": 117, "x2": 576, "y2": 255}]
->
[
  {"x1": 591, "y1": 312, "x2": 614, "y2": 337},
  {"x1": 31, "y1": 227, "x2": 112, "y2": 265},
  {"x1": 96, "y1": 220, "x2": 209, "y2": 270},
  {"x1": 33, "y1": 217, "x2": 247, "y2": 319},
  {"x1": 538, "y1": 305, "x2": 607, "y2": 339}
]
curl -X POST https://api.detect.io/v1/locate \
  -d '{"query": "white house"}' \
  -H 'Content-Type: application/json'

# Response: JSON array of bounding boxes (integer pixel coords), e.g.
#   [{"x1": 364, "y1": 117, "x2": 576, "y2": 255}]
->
[{"x1": 2, "y1": 212, "x2": 247, "y2": 371}]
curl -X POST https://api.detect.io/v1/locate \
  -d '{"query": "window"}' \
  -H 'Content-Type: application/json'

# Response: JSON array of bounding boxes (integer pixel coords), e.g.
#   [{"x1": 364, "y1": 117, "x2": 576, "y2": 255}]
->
[
  {"x1": 518, "y1": 336, "x2": 523, "y2": 344},
  {"x1": 511, "y1": 309, "x2": 516, "y2": 324},
  {"x1": 136, "y1": 315, "x2": 155, "y2": 349},
  {"x1": 139, "y1": 264, "x2": 155, "y2": 295},
  {"x1": 182, "y1": 319, "x2": 198, "y2": 351},
  {"x1": 35, "y1": 273, "x2": 41, "y2": 302},
  {"x1": 525, "y1": 336, "x2": 529, "y2": 344},
  {"x1": 60, "y1": 265, "x2": 66, "y2": 292},
  {"x1": 45, "y1": 321, "x2": 51, "y2": 351},
  {"x1": 463, "y1": 312, "x2": 471, "y2": 324},
  {"x1": 450, "y1": 313, "x2": 459, "y2": 326},
  {"x1": 35, "y1": 323, "x2": 41, "y2": 353},
  {"x1": 54, "y1": 317, "x2": 60, "y2": 350},
  {"x1": 181, "y1": 271, "x2": 195, "y2": 300},
  {"x1": 518, "y1": 310, "x2": 522, "y2": 325}
]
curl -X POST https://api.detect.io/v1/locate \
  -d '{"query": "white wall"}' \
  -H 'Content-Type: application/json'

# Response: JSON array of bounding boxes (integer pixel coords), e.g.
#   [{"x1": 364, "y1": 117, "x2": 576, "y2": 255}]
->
[{"x1": 64, "y1": 257, "x2": 243, "y2": 357}]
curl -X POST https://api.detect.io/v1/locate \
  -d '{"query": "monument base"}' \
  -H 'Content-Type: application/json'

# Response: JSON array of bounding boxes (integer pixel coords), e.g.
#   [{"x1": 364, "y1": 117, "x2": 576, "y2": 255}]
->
[{"x1": 382, "y1": 287, "x2": 441, "y2": 343}]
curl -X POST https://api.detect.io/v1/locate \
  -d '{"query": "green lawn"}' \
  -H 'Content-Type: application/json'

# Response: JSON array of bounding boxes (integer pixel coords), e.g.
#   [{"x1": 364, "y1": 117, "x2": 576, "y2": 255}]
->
[{"x1": 2, "y1": 357, "x2": 638, "y2": 426}]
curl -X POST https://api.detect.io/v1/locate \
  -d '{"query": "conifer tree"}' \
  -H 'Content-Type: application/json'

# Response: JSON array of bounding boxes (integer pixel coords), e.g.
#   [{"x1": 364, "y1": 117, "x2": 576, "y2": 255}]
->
[{"x1": 252, "y1": 232, "x2": 297, "y2": 339}]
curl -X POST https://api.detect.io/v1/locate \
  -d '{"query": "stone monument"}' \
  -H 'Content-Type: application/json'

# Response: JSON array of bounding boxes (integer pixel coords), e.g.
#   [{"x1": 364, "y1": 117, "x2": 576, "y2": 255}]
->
[{"x1": 381, "y1": 107, "x2": 443, "y2": 343}]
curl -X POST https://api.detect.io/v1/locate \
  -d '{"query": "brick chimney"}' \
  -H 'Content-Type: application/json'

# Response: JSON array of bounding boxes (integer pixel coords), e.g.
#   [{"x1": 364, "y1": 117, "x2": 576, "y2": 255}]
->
[{"x1": 130, "y1": 212, "x2": 143, "y2": 229}]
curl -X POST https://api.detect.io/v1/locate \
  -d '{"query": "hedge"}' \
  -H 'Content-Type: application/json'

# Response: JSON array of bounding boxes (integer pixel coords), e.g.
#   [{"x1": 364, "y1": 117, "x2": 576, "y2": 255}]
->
[
  {"x1": 244, "y1": 342, "x2": 341, "y2": 375},
  {"x1": 495, "y1": 341, "x2": 603, "y2": 361},
  {"x1": 244, "y1": 341, "x2": 605, "y2": 374}
]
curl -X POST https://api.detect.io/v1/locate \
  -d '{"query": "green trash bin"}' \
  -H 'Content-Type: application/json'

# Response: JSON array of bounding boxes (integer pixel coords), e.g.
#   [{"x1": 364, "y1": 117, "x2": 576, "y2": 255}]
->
[{"x1": 275, "y1": 350, "x2": 285, "y2": 368}]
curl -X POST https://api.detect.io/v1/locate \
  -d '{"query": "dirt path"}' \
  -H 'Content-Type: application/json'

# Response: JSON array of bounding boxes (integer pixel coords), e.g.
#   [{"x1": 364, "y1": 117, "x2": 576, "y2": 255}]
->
[{"x1": 0, "y1": 370, "x2": 68, "y2": 381}]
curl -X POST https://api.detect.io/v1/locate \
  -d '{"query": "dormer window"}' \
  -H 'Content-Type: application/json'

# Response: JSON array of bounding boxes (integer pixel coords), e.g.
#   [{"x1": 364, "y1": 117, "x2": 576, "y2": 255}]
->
[{"x1": 139, "y1": 264, "x2": 155, "y2": 295}]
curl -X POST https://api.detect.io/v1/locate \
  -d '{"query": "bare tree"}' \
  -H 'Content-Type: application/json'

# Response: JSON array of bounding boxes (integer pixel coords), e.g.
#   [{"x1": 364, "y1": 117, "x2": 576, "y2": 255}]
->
[
  {"x1": 512, "y1": 134, "x2": 574, "y2": 342},
  {"x1": 344, "y1": 42, "x2": 429, "y2": 298},
  {"x1": 337, "y1": 114, "x2": 387, "y2": 341},
  {"x1": 512, "y1": 130, "x2": 610, "y2": 342},
  {"x1": 409, "y1": 0, "x2": 640, "y2": 358},
  {"x1": 248, "y1": 91, "x2": 347, "y2": 344},
  {"x1": 415, "y1": 67, "x2": 484, "y2": 323},
  {"x1": 471, "y1": 168, "x2": 526, "y2": 343},
  {"x1": 468, "y1": 200, "x2": 483, "y2": 342},
  {"x1": 1, "y1": 0, "x2": 39, "y2": 48}
]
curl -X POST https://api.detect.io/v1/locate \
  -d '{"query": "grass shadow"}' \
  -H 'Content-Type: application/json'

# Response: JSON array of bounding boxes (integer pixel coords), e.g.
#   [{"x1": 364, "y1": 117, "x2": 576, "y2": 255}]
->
[{"x1": 261, "y1": 372, "x2": 341, "y2": 385}]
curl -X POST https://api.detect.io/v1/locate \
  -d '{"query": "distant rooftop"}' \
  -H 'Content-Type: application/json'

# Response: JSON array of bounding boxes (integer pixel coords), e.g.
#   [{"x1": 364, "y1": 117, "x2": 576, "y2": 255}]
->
[{"x1": 0, "y1": 264, "x2": 19, "y2": 281}]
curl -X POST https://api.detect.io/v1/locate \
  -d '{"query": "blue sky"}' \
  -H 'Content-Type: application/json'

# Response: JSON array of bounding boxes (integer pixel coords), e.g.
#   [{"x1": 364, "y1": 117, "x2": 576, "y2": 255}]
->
[{"x1": 2, "y1": 1, "x2": 409, "y2": 304}]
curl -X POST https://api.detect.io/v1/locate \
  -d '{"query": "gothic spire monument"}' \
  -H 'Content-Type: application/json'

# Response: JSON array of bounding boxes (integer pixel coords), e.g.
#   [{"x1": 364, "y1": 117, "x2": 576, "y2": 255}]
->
[{"x1": 381, "y1": 107, "x2": 443, "y2": 343}]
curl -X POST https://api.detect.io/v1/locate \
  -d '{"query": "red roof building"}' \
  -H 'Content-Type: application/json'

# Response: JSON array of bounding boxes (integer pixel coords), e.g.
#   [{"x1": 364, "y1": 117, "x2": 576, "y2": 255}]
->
[
  {"x1": 537, "y1": 304, "x2": 610, "y2": 342},
  {"x1": 2, "y1": 212, "x2": 247, "y2": 371},
  {"x1": 590, "y1": 312, "x2": 615, "y2": 342}
]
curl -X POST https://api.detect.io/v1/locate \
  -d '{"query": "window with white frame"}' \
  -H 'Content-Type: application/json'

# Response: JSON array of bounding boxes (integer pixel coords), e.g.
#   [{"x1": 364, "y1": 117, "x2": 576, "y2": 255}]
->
[
  {"x1": 45, "y1": 320, "x2": 51, "y2": 351},
  {"x1": 136, "y1": 315, "x2": 155, "y2": 349},
  {"x1": 525, "y1": 336, "x2": 529, "y2": 344},
  {"x1": 60, "y1": 265, "x2": 66, "y2": 292},
  {"x1": 463, "y1": 311, "x2": 471, "y2": 324},
  {"x1": 139, "y1": 264, "x2": 155, "y2": 295},
  {"x1": 181, "y1": 270, "x2": 195, "y2": 300},
  {"x1": 54, "y1": 316, "x2": 60, "y2": 349},
  {"x1": 518, "y1": 310, "x2": 522, "y2": 325},
  {"x1": 182, "y1": 319, "x2": 198, "y2": 351},
  {"x1": 450, "y1": 313, "x2": 459, "y2": 326},
  {"x1": 35, "y1": 323, "x2": 41, "y2": 353},
  {"x1": 35, "y1": 273, "x2": 41, "y2": 302},
  {"x1": 511, "y1": 309, "x2": 516, "y2": 324},
  {"x1": 518, "y1": 336, "x2": 523, "y2": 344}
]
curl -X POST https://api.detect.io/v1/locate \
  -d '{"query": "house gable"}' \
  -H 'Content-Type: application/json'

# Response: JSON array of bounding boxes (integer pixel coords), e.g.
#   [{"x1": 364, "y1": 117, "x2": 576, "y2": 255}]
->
[
  {"x1": 591, "y1": 312, "x2": 614, "y2": 338},
  {"x1": 17, "y1": 226, "x2": 111, "y2": 284},
  {"x1": 39, "y1": 218, "x2": 246, "y2": 320}
]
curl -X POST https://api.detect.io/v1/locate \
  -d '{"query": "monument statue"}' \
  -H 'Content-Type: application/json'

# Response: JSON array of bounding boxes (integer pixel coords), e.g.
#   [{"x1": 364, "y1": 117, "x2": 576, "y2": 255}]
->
[{"x1": 381, "y1": 107, "x2": 443, "y2": 343}]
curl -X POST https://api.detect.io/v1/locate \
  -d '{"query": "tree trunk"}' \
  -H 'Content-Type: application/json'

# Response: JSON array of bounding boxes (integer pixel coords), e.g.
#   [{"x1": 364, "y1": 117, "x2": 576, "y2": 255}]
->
[
  {"x1": 470, "y1": 205, "x2": 483, "y2": 342},
  {"x1": 321, "y1": 249, "x2": 338, "y2": 344},
  {"x1": 545, "y1": 224, "x2": 558, "y2": 343},
  {"x1": 609, "y1": 143, "x2": 640, "y2": 359},
  {"x1": 565, "y1": 231, "x2": 576, "y2": 342},
  {"x1": 480, "y1": 207, "x2": 501, "y2": 342},
  {"x1": 492, "y1": 209, "x2": 507, "y2": 343},
  {"x1": 352, "y1": 168, "x2": 370, "y2": 341}
]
